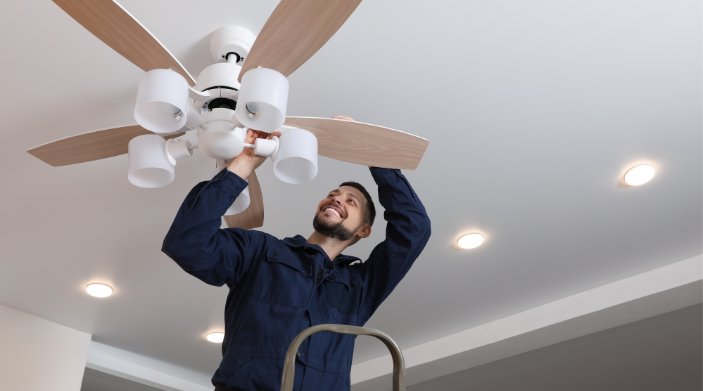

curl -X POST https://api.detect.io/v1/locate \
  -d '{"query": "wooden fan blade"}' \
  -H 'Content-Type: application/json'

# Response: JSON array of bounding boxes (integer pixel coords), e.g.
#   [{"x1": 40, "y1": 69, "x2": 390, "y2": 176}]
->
[
  {"x1": 224, "y1": 171, "x2": 265, "y2": 230},
  {"x1": 283, "y1": 117, "x2": 429, "y2": 170},
  {"x1": 238, "y1": 0, "x2": 362, "y2": 82},
  {"x1": 27, "y1": 125, "x2": 184, "y2": 167},
  {"x1": 52, "y1": 0, "x2": 194, "y2": 85}
]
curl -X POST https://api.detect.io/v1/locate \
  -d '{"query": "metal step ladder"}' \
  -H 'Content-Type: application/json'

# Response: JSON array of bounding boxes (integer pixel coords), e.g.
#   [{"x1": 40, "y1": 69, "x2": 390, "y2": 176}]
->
[{"x1": 280, "y1": 324, "x2": 406, "y2": 391}]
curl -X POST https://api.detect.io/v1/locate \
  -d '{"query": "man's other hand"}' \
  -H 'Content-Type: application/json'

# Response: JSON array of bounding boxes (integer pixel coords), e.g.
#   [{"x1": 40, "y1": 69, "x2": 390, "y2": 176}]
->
[{"x1": 227, "y1": 129, "x2": 282, "y2": 180}]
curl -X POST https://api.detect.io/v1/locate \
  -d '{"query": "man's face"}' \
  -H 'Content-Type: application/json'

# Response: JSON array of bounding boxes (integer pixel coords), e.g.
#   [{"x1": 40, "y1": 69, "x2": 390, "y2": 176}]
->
[{"x1": 313, "y1": 186, "x2": 368, "y2": 241}]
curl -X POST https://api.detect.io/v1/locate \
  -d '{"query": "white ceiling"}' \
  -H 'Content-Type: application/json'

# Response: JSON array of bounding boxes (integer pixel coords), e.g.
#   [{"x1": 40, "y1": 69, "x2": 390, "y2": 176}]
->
[
  {"x1": 408, "y1": 305, "x2": 702, "y2": 391},
  {"x1": 0, "y1": 0, "x2": 700, "y2": 384}
]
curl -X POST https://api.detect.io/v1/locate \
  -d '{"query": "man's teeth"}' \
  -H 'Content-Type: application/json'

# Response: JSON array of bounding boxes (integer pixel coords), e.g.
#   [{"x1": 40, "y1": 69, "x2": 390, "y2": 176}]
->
[{"x1": 324, "y1": 208, "x2": 341, "y2": 218}]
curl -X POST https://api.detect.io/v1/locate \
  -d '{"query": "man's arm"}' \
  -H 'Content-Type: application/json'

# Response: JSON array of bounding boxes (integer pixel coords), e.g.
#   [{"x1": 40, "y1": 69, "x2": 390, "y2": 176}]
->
[
  {"x1": 358, "y1": 167, "x2": 431, "y2": 323},
  {"x1": 162, "y1": 171, "x2": 263, "y2": 287},
  {"x1": 162, "y1": 128, "x2": 279, "y2": 287}
]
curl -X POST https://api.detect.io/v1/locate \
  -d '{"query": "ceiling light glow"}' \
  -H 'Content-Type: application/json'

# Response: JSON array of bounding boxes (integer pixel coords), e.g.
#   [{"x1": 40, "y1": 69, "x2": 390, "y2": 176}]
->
[
  {"x1": 86, "y1": 283, "x2": 113, "y2": 298},
  {"x1": 458, "y1": 233, "x2": 484, "y2": 249},
  {"x1": 624, "y1": 164, "x2": 655, "y2": 186},
  {"x1": 206, "y1": 332, "x2": 225, "y2": 343}
]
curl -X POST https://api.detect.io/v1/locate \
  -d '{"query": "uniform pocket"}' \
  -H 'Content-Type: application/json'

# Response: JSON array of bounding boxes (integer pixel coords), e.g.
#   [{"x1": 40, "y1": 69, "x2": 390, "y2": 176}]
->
[
  {"x1": 325, "y1": 281, "x2": 361, "y2": 325},
  {"x1": 253, "y1": 251, "x2": 313, "y2": 308}
]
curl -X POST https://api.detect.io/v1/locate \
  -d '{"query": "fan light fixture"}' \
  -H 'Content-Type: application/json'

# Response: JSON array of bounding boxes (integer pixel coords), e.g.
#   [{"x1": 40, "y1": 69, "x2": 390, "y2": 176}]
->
[
  {"x1": 128, "y1": 135, "x2": 193, "y2": 188},
  {"x1": 86, "y1": 283, "x2": 113, "y2": 298},
  {"x1": 235, "y1": 68, "x2": 289, "y2": 132},
  {"x1": 458, "y1": 233, "x2": 484, "y2": 249},
  {"x1": 272, "y1": 128, "x2": 318, "y2": 184},
  {"x1": 206, "y1": 332, "x2": 225, "y2": 343},
  {"x1": 28, "y1": 13, "x2": 432, "y2": 232},
  {"x1": 624, "y1": 164, "x2": 655, "y2": 186},
  {"x1": 251, "y1": 128, "x2": 318, "y2": 184},
  {"x1": 135, "y1": 69, "x2": 191, "y2": 134}
]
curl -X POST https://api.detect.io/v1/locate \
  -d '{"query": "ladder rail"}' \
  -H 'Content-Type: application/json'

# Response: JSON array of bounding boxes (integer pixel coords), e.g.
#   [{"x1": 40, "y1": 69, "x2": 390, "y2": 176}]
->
[{"x1": 280, "y1": 324, "x2": 406, "y2": 391}]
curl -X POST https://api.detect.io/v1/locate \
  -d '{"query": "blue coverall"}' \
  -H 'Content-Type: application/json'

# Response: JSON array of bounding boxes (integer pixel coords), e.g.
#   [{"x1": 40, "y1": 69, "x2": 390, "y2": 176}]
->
[{"x1": 162, "y1": 167, "x2": 431, "y2": 390}]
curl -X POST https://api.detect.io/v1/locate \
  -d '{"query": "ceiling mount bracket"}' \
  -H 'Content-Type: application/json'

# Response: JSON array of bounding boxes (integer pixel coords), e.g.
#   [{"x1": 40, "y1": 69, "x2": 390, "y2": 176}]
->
[{"x1": 210, "y1": 26, "x2": 256, "y2": 63}]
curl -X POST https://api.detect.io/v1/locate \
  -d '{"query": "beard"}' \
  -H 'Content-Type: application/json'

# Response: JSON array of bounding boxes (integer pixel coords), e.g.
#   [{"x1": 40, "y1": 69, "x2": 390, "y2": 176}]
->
[{"x1": 313, "y1": 213, "x2": 359, "y2": 241}]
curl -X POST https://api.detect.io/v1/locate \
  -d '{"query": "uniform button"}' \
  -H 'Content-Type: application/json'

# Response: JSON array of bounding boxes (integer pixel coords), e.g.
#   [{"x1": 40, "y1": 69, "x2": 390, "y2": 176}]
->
[
  {"x1": 270, "y1": 254, "x2": 277, "y2": 260},
  {"x1": 317, "y1": 275, "x2": 322, "y2": 281},
  {"x1": 329, "y1": 275, "x2": 335, "y2": 281},
  {"x1": 216, "y1": 171, "x2": 224, "y2": 178},
  {"x1": 302, "y1": 270, "x2": 309, "y2": 276},
  {"x1": 352, "y1": 281, "x2": 359, "y2": 286}
]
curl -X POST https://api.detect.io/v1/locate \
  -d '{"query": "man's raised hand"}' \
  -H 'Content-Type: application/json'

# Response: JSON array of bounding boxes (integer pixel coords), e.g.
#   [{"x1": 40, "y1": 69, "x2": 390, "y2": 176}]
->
[
  {"x1": 229, "y1": 117, "x2": 353, "y2": 179},
  {"x1": 227, "y1": 128, "x2": 282, "y2": 180}
]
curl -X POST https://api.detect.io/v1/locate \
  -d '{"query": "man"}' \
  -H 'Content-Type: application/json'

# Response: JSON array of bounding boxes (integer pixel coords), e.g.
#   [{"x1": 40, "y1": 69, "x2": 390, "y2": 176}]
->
[{"x1": 162, "y1": 116, "x2": 431, "y2": 391}]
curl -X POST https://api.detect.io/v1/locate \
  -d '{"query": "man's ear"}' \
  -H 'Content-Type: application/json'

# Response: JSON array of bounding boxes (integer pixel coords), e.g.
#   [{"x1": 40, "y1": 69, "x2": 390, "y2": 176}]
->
[{"x1": 357, "y1": 224, "x2": 372, "y2": 239}]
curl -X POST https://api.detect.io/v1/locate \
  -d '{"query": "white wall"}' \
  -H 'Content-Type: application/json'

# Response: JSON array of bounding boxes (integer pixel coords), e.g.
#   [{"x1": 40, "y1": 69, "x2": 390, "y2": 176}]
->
[{"x1": 0, "y1": 303, "x2": 91, "y2": 391}]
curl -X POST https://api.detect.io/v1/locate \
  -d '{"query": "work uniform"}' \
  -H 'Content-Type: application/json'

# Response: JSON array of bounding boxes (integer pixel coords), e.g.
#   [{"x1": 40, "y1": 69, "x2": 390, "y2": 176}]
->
[{"x1": 162, "y1": 167, "x2": 431, "y2": 391}]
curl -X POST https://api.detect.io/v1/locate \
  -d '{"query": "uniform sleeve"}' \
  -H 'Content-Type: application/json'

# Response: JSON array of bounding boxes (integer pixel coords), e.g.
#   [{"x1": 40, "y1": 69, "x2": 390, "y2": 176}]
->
[
  {"x1": 162, "y1": 169, "x2": 264, "y2": 288},
  {"x1": 358, "y1": 167, "x2": 431, "y2": 323}
]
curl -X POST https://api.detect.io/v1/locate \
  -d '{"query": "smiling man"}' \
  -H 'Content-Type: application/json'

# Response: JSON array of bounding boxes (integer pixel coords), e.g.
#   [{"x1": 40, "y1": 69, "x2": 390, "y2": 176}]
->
[{"x1": 162, "y1": 116, "x2": 431, "y2": 391}]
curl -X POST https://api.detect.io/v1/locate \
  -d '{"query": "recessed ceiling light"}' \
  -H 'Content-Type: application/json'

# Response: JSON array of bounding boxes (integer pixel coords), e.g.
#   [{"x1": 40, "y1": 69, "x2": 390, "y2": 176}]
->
[
  {"x1": 86, "y1": 283, "x2": 113, "y2": 298},
  {"x1": 206, "y1": 332, "x2": 225, "y2": 343},
  {"x1": 624, "y1": 164, "x2": 655, "y2": 186},
  {"x1": 458, "y1": 233, "x2": 484, "y2": 249}
]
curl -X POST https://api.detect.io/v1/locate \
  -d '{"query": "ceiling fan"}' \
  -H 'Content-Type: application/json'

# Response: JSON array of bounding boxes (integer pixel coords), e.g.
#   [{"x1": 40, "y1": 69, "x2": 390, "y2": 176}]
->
[{"x1": 28, "y1": 0, "x2": 429, "y2": 230}]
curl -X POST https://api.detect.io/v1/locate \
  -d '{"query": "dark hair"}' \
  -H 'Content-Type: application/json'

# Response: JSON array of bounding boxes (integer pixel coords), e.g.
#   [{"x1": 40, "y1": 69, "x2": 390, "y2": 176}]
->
[{"x1": 339, "y1": 181, "x2": 376, "y2": 227}]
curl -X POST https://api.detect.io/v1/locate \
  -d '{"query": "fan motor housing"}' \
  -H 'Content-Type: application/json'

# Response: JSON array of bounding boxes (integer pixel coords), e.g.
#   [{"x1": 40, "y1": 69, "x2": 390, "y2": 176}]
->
[
  {"x1": 193, "y1": 62, "x2": 242, "y2": 113},
  {"x1": 196, "y1": 62, "x2": 242, "y2": 91}
]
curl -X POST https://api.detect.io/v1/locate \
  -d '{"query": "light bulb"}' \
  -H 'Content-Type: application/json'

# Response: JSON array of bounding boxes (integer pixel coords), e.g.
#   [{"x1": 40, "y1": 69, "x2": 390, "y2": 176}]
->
[
  {"x1": 162, "y1": 102, "x2": 180, "y2": 114},
  {"x1": 206, "y1": 332, "x2": 225, "y2": 343},
  {"x1": 458, "y1": 233, "x2": 484, "y2": 249},
  {"x1": 246, "y1": 102, "x2": 261, "y2": 117},
  {"x1": 86, "y1": 283, "x2": 113, "y2": 298},
  {"x1": 162, "y1": 102, "x2": 183, "y2": 122},
  {"x1": 624, "y1": 164, "x2": 655, "y2": 186}
]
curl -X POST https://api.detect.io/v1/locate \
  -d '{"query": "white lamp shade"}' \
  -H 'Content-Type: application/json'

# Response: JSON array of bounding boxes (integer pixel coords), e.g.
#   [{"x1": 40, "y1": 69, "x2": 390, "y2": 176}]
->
[
  {"x1": 273, "y1": 128, "x2": 318, "y2": 184},
  {"x1": 198, "y1": 108, "x2": 246, "y2": 160},
  {"x1": 234, "y1": 68, "x2": 288, "y2": 132},
  {"x1": 185, "y1": 105, "x2": 202, "y2": 130},
  {"x1": 135, "y1": 69, "x2": 190, "y2": 134},
  {"x1": 225, "y1": 186, "x2": 250, "y2": 215},
  {"x1": 128, "y1": 134, "x2": 174, "y2": 188}
]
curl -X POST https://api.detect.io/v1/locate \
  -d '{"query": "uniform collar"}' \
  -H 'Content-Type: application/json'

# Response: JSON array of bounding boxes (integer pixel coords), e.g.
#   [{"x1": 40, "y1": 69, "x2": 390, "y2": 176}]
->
[{"x1": 282, "y1": 235, "x2": 361, "y2": 265}]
